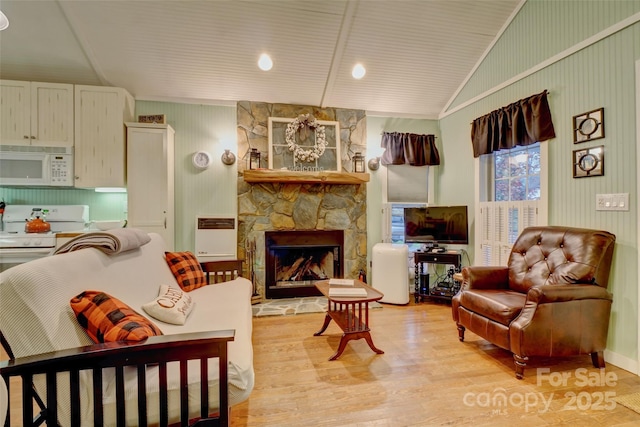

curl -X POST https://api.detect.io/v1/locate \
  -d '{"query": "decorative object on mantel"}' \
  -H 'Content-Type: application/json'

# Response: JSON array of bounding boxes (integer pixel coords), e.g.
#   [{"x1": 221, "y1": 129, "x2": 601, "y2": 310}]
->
[
  {"x1": 471, "y1": 90, "x2": 555, "y2": 157},
  {"x1": 243, "y1": 169, "x2": 369, "y2": 185},
  {"x1": 352, "y1": 152, "x2": 365, "y2": 173},
  {"x1": 573, "y1": 107, "x2": 604, "y2": 143},
  {"x1": 573, "y1": 145, "x2": 604, "y2": 178},
  {"x1": 221, "y1": 149, "x2": 236, "y2": 165},
  {"x1": 381, "y1": 132, "x2": 440, "y2": 166},
  {"x1": 367, "y1": 157, "x2": 380, "y2": 171},
  {"x1": 138, "y1": 114, "x2": 166, "y2": 124},
  {"x1": 248, "y1": 148, "x2": 261, "y2": 169},
  {"x1": 285, "y1": 114, "x2": 327, "y2": 162},
  {"x1": 268, "y1": 117, "x2": 341, "y2": 171}
]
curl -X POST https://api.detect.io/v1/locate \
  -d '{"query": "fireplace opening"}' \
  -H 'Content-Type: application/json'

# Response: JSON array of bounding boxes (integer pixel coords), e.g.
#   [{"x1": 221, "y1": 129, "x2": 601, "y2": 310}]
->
[{"x1": 265, "y1": 230, "x2": 344, "y2": 299}]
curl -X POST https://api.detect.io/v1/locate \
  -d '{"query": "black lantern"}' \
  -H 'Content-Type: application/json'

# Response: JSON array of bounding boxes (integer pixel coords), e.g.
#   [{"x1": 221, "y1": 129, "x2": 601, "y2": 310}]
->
[
  {"x1": 352, "y1": 152, "x2": 365, "y2": 173},
  {"x1": 249, "y1": 148, "x2": 261, "y2": 170}
]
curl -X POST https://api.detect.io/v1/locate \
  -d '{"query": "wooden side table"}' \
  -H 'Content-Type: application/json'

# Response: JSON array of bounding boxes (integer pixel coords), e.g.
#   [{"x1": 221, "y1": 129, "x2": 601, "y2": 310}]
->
[{"x1": 314, "y1": 279, "x2": 384, "y2": 360}]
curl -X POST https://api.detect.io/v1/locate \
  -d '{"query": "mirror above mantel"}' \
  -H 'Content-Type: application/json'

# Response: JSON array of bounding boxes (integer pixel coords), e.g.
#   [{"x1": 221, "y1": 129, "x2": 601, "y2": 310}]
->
[{"x1": 242, "y1": 170, "x2": 370, "y2": 185}]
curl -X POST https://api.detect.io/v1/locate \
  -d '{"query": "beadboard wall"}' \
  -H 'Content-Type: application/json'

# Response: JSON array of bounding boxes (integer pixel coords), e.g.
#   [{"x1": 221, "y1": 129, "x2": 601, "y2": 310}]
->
[
  {"x1": 134, "y1": 101, "x2": 237, "y2": 252},
  {"x1": 439, "y1": 1, "x2": 640, "y2": 368}
]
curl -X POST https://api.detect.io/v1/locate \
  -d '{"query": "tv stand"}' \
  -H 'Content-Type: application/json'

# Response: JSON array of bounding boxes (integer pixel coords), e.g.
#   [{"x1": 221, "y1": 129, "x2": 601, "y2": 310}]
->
[{"x1": 414, "y1": 250, "x2": 462, "y2": 303}]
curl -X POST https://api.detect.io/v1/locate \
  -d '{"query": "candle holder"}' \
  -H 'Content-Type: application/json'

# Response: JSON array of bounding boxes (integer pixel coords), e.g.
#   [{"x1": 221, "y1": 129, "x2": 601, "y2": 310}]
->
[
  {"x1": 352, "y1": 152, "x2": 365, "y2": 173},
  {"x1": 249, "y1": 148, "x2": 261, "y2": 170}
]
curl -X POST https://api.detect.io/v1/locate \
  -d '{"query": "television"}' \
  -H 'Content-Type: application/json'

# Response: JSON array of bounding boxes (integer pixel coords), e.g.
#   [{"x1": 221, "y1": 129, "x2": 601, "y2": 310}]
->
[{"x1": 403, "y1": 206, "x2": 469, "y2": 245}]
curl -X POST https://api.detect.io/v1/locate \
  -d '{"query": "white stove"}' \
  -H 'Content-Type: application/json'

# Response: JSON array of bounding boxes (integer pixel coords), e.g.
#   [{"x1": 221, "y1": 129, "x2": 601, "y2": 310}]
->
[{"x1": 0, "y1": 205, "x2": 89, "y2": 271}]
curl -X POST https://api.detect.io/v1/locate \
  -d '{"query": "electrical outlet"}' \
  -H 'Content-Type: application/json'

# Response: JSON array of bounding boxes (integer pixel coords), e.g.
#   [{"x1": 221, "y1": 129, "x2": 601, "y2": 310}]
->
[{"x1": 595, "y1": 193, "x2": 629, "y2": 211}]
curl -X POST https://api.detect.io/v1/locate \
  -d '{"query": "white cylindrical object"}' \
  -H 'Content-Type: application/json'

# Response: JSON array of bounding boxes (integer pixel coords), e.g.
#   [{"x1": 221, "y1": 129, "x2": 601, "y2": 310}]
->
[{"x1": 372, "y1": 243, "x2": 410, "y2": 304}]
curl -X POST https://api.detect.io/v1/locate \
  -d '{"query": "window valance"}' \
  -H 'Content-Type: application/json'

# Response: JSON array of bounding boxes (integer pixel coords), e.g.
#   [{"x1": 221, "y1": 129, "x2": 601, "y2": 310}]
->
[
  {"x1": 471, "y1": 90, "x2": 555, "y2": 158},
  {"x1": 380, "y1": 132, "x2": 440, "y2": 166}
]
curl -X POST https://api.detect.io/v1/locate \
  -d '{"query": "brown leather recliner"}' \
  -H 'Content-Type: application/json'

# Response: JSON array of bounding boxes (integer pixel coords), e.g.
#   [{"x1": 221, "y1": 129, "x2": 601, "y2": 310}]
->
[{"x1": 452, "y1": 226, "x2": 616, "y2": 379}]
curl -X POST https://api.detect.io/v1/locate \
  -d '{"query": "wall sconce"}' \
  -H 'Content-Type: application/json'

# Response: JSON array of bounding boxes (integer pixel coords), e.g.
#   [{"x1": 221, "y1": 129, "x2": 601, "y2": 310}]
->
[
  {"x1": 248, "y1": 148, "x2": 261, "y2": 170},
  {"x1": 221, "y1": 149, "x2": 236, "y2": 165},
  {"x1": 352, "y1": 152, "x2": 365, "y2": 173},
  {"x1": 367, "y1": 157, "x2": 380, "y2": 171}
]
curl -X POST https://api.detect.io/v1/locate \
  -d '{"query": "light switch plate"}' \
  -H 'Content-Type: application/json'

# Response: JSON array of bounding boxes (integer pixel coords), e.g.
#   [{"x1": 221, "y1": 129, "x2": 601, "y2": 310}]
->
[{"x1": 596, "y1": 193, "x2": 629, "y2": 211}]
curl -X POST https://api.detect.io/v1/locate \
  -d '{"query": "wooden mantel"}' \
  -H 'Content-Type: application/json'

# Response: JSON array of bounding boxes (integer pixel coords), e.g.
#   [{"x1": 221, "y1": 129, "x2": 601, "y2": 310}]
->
[{"x1": 243, "y1": 169, "x2": 370, "y2": 184}]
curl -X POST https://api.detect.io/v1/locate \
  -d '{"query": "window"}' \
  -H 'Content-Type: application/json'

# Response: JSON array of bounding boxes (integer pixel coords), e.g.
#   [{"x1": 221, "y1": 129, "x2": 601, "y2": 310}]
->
[
  {"x1": 477, "y1": 142, "x2": 546, "y2": 266},
  {"x1": 494, "y1": 144, "x2": 541, "y2": 201},
  {"x1": 381, "y1": 164, "x2": 431, "y2": 248}
]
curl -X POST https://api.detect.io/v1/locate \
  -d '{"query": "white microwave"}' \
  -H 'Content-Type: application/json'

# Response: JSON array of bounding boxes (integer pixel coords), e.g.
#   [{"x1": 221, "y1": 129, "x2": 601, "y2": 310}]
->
[{"x1": 0, "y1": 146, "x2": 74, "y2": 187}]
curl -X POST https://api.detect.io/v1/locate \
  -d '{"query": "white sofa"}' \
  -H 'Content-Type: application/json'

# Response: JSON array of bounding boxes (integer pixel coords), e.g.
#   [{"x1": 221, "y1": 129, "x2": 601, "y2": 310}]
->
[{"x1": 0, "y1": 232, "x2": 254, "y2": 426}]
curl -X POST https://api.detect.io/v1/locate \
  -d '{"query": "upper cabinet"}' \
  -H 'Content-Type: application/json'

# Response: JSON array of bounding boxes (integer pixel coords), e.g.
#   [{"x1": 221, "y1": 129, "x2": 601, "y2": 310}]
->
[
  {"x1": 0, "y1": 80, "x2": 74, "y2": 147},
  {"x1": 74, "y1": 85, "x2": 134, "y2": 188}
]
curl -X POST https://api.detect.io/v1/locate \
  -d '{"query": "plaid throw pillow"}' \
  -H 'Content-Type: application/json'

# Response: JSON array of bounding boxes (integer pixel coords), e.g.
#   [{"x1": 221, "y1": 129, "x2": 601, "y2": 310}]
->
[
  {"x1": 70, "y1": 291, "x2": 163, "y2": 343},
  {"x1": 165, "y1": 251, "x2": 207, "y2": 292}
]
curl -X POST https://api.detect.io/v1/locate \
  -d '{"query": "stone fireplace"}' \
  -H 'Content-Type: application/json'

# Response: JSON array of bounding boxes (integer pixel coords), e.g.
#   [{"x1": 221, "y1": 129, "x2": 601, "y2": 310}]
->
[
  {"x1": 236, "y1": 101, "x2": 367, "y2": 301},
  {"x1": 237, "y1": 181, "x2": 367, "y2": 301},
  {"x1": 265, "y1": 230, "x2": 344, "y2": 298}
]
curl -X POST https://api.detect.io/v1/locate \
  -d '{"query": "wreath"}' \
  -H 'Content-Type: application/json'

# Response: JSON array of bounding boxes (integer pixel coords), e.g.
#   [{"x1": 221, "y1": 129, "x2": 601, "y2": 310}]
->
[{"x1": 285, "y1": 114, "x2": 327, "y2": 163}]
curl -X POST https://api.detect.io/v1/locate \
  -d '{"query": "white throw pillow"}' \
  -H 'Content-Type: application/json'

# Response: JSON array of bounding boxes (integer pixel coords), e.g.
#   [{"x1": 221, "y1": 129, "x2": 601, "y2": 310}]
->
[{"x1": 142, "y1": 285, "x2": 194, "y2": 325}]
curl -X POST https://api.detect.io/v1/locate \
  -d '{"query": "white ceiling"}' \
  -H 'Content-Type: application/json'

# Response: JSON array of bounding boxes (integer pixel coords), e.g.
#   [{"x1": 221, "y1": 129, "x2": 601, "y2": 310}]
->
[{"x1": 0, "y1": 0, "x2": 521, "y2": 119}]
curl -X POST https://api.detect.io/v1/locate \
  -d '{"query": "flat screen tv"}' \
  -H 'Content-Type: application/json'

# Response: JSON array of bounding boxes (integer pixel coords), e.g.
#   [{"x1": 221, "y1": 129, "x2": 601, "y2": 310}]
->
[{"x1": 403, "y1": 206, "x2": 469, "y2": 245}]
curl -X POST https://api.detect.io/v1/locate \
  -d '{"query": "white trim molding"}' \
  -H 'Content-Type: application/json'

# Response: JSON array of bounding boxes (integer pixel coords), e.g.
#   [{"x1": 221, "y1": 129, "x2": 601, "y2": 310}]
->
[{"x1": 636, "y1": 58, "x2": 640, "y2": 376}]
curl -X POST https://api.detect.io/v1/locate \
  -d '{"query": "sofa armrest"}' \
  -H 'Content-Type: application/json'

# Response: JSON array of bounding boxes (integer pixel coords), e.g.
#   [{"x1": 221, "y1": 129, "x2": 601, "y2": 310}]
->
[
  {"x1": 461, "y1": 266, "x2": 510, "y2": 290},
  {"x1": 526, "y1": 284, "x2": 613, "y2": 304},
  {"x1": 0, "y1": 330, "x2": 235, "y2": 427}
]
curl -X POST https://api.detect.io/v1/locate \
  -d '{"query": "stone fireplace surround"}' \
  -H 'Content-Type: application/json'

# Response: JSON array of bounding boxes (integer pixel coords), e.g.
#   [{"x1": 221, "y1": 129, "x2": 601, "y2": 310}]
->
[
  {"x1": 237, "y1": 180, "x2": 367, "y2": 301},
  {"x1": 237, "y1": 101, "x2": 368, "y2": 302}
]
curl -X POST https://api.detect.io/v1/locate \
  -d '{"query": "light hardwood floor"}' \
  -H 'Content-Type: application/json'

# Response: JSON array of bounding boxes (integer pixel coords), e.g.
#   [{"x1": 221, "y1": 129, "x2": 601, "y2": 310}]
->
[
  {"x1": 230, "y1": 301, "x2": 640, "y2": 426},
  {"x1": 3, "y1": 301, "x2": 640, "y2": 426}
]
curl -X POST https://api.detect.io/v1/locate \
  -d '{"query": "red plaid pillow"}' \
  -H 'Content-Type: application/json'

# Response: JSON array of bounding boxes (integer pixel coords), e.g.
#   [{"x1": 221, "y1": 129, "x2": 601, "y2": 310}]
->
[
  {"x1": 165, "y1": 251, "x2": 207, "y2": 292},
  {"x1": 70, "y1": 291, "x2": 162, "y2": 343}
]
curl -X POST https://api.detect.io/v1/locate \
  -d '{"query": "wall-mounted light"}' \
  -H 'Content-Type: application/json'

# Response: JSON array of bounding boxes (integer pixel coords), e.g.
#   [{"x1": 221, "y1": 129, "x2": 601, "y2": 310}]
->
[
  {"x1": 221, "y1": 149, "x2": 236, "y2": 165},
  {"x1": 0, "y1": 11, "x2": 9, "y2": 31},
  {"x1": 367, "y1": 157, "x2": 380, "y2": 171}
]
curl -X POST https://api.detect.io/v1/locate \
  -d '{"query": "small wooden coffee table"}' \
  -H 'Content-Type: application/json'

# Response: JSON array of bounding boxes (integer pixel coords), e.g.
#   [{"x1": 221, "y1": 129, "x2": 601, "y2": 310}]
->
[{"x1": 314, "y1": 279, "x2": 384, "y2": 360}]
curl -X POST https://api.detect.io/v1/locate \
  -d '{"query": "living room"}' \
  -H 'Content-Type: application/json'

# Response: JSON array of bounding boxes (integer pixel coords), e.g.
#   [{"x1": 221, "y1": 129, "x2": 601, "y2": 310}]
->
[{"x1": 1, "y1": 0, "x2": 640, "y2": 425}]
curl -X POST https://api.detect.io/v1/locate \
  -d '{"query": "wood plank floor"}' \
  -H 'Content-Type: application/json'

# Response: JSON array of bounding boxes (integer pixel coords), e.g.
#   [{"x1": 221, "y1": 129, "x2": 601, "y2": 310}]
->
[
  {"x1": 230, "y1": 300, "x2": 640, "y2": 426},
  {"x1": 3, "y1": 301, "x2": 640, "y2": 426}
]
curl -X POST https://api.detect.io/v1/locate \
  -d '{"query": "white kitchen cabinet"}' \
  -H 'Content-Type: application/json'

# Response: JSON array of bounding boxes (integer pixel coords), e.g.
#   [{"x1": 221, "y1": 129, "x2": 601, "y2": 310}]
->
[
  {"x1": 126, "y1": 123, "x2": 175, "y2": 250},
  {"x1": 0, "y1": 80, "x2": 74, "y2": 146},
  {"x1": 74, "y1": 85, "x2": 134, "y2": 188}
]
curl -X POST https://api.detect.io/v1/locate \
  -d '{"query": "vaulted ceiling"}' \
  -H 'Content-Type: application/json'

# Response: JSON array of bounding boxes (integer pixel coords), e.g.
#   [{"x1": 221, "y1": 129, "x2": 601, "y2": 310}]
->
[{"x1": 0, "y1": 0, "x2": 521, "y2": 118}]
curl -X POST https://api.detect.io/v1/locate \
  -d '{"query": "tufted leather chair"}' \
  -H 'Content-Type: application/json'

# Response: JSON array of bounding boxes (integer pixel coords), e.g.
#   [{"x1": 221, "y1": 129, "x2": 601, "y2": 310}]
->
[{"x1": 452, "y1": 226, "x2": 616, "y2": 379}]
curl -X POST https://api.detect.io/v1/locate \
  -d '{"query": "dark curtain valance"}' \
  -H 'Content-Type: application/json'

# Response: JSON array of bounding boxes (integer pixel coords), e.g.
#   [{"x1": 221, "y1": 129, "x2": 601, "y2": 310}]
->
[
  {"x1": 471, "y1": 90, "x2": 555, "y2": 158},
  {"x1": 380, "y1": 132, "x2": 440, "y2": 166}
]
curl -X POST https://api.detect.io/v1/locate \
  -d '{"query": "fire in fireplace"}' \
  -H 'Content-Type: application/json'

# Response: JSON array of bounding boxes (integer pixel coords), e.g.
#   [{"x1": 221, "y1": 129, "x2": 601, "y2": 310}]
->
[{"x1": 265, "y1": 230, "x2": 344, "y2": 299}]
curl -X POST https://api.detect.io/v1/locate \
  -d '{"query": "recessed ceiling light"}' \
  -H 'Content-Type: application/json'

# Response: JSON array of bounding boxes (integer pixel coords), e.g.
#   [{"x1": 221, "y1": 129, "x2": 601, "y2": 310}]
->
[
  {"x1": 0, "y1": 11, "x2": 9, "y2": 31},
  {"x1": 352, "y1": 63, "x2": 366, "y2": 79},
  {"x1": 258, "y1": 53, "x2": 273, "y2": 71}
]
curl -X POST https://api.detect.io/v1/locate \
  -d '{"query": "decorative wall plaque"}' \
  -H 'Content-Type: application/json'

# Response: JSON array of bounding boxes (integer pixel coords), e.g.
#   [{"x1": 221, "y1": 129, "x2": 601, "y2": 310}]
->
[
  {"x1": 573, "y1": 145, "x2": 604, "y2": 178},
  {"x1": 573, "y1": 108, "x2": 604, "y2": 143}
]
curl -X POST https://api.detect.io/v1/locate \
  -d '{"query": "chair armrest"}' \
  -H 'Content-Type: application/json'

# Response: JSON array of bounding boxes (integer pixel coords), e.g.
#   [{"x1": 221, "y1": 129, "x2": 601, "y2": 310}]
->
[
  {"x1": 461, "y1": 266, "x2": 510, "y2": 290},
  {"x1": 201, "y1": 259, "x2": 244, "y2": 284},
  {"x1": 526, "y1": 284, "x2": 613, "y2": 304}
]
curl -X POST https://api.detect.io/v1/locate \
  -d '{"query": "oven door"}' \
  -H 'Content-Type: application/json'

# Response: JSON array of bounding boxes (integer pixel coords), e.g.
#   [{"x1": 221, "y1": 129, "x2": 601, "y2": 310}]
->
[{"x1": 0, "y1": 247, "x2": 53, "y2": 273}]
